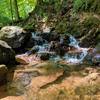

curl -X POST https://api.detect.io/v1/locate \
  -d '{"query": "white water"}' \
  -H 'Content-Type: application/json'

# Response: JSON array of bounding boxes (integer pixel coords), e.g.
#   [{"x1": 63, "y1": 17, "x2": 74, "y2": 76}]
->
[
  {"x1": 51, "y1": 35, "x2": 88, "y2": 64},
  {"x1": 29, "y1": 33, "x2": 89, "y2": 64},
  {"x1": 32, "y1": 32, "x2": 37, "y2": 38},
  {"x1": 69, "y1": 35, "x2": 79, "y2": 49},
  {"x1": 38, "y1": 44, "x2": 50, "y2": 53},
  {"x1": 64, "y1": 36, "x2": 88, "y2": 64}
]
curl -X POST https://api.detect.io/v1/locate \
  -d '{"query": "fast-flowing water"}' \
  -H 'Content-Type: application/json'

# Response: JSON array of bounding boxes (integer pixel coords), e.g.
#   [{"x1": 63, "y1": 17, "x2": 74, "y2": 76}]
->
[
  {"x1": 63, "y1": 36, "x2": 88, "y2": 64},
  {"x1": 26, "y1": 33, "x2": 89, "y2": 64}
]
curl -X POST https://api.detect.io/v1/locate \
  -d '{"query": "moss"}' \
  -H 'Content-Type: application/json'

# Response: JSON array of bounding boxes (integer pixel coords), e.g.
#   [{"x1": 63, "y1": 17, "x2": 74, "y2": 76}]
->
[
  {"x1": 75, "y1": 84, "x2": 100, "y2": 95},
  {"x1": 55, "y1": 18, "x2": 69, "y2": 33},
  {"x1": 83, "y1": 16, "x2": 100, "y2": 28},
  {"x1": 73, "y1": 0, "x2": 100, "y2": 14},
  {"x1": 23, "y1": 23, "x2": 35, "y2": 30}
]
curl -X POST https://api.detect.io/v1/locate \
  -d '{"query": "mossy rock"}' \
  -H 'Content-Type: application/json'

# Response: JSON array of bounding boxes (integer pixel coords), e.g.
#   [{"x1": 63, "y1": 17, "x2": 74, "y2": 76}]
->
[{"x1": 0, "y1": 40, "x2": 15, "y2": 65}]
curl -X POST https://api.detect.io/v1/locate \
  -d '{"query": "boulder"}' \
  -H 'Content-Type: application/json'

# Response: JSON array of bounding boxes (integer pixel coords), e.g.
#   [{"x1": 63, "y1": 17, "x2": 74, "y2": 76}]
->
[
  {"x1": 37, "y1": 32, "x2": 60, "y2": 42},
  {"x1": 22, "y1": 33, "x2": 46, "y2": 48},
  {"x1": 16, "y1": 54, "x2": 40, "y2": 65},
  {"x1": 26, "y1": 46, "x2": 39, "y2": 55},
  {"x1": 39, "y1": 53, "x2": 50, "y2": 61},
  {"x1": 0, "y1": 40, "x2": 15, "y2": 64},
  {"x1": 92, "y1": 44, "x2": 100, "y2": 66},
  {"x1": 16, "y1": 54, "x2": 30, "y2": 65},
  {"x1": 25, "y1": 37, "x2": 35, "y2": 48},
  {"x1": 92, "y1": 54, "x2": 100, "y2": 66},
  {"x1": 49, "y1": 41, "x2": 66, "y2": 56},
  {"x1": 0, "y1": 65, "x2": 8, "y2": 84},
  {"x1": 0, "y1": 26, "x2": 31, "y2": 49},
  {"x1": 84, "y1": 45, "x2": 100, "y2": 65}
]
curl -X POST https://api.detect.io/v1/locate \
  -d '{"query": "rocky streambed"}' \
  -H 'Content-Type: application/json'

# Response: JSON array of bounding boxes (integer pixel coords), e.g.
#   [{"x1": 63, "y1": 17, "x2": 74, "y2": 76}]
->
[
  {"x1": 0, "y1": 26, "x2": 99, "y2": 100},
  {"x1": 0, "y1": 63, "x2": 100, "y2": 100}
]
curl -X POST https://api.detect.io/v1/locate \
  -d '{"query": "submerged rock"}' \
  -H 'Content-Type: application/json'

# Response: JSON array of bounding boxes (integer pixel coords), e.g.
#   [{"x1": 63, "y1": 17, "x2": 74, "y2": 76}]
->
[
  {"x1": 0, "y1": 40, "x2": 15, "y2": 64},
  {"x1": 0, "y1": 26, "x2": 31, "y2": 49}
]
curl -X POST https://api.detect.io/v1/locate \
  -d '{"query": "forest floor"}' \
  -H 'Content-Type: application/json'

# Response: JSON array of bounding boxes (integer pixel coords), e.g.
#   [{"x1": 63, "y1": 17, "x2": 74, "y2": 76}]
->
[{"x1": 0, "y1": 61, "x2": 100, "y2": 100}]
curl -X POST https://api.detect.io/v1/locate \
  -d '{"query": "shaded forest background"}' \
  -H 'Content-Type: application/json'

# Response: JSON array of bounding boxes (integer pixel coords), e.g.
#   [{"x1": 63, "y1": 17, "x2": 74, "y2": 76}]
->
[{"x1": 0, "y1": 0, "x2": 100, "y2": 47}]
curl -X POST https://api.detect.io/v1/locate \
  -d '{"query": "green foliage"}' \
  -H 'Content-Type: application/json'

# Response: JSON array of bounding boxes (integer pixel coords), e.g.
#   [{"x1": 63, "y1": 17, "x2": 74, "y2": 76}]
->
[
  {"x1": 17, "y1": 0, "x2": 37, "y2": 18},
  {"x1": 0, "y1": 0, "x2": 37, "y2": 24},
  {"x1": 73, "y1": 0, "x2": 85, "y2": 11},
  {"x1": 73, "y1": 0, "x2": 100, "y2": 13},
  {"x1": 55, "y1": 18, "x2": 68, "y2": 33},
  {"x1": 0, "y1": 0, "x2": 11, "y2": 24},
  {"x1": 75, "y1": 84, "x2": 100, "y2": 95},
  {"x1": 83, "y1": 16, "x2": 100, "y2": 28}
]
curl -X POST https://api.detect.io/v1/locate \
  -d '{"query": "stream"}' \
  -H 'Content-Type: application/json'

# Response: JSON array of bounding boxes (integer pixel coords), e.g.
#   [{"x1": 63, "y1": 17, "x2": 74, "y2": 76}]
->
[
  {"x1": 0, "y1": 31, "x2": 99, "y2": 99},
  {"x1": 17, "y1": 33, "x2": 90, "y2": 65}
]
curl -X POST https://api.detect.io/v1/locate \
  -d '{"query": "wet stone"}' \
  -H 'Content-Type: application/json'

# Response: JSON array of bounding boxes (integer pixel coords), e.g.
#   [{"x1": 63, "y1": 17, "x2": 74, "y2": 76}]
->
[{"x1": 39, "y1": 53, "x2": 50, "y2": 61}]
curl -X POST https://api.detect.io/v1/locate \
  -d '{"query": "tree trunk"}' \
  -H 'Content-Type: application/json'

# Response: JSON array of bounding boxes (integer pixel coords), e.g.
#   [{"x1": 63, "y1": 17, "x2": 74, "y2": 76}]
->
[
  {"x1": 10, "y1": 0, "x2": 13, "y2": 24},
  {"x1": 13, "y1": 0, "x2": 20, "y2": 21}
]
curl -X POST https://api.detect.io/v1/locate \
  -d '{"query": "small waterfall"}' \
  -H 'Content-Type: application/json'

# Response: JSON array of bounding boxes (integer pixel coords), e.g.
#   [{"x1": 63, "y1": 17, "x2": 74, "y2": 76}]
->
[
  {"x1": 63, "y1": 48, "x2": 88, "y2": 64},
  {"x1": 38, "y1": 44, "x2": 50, "y2": 53},
  {"x1": 32, "y1": 32, "x2": 37, "y2": 38},
  {"x1": 69, "y1": 35, "x2": 79, "y2": 49},
  {"x1": 25, "y1": 33, "x2": 89, "y2": 64},
  {"x1": 48, "y1": 35, "x2": 88, "y2": 64},
  {"x1": 64, "y1": 35, "x2": 88, "y2": 64}
]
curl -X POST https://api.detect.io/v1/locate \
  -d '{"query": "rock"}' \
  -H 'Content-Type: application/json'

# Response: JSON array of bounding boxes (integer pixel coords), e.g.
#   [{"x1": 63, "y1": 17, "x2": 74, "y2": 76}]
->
[
  {"x1": 34, "y1": 36, "x2": 46, "y2": 45},
  {"x1": 16, "y1": 54, "x2": 40, "y2": 64},
  {"x1": 37, "y1": 32, "x2": 51, "y2": 42},
  {"x1": 50, "y1": 41, "x2": 66, "y2": 56},
  {"x1": 37, "y1": 32, "x2": 60, "y2": 42},
  {"x1": 49, "y1": 32, "x2": 60, "y2": 42},
  {"x1": 16, "y1": 54, "x2": 30, "y2": 65},
  {"x1": 26, "y1": 46, "x2": 39, "y2": 55},
  {"x1": 60, "y1": 34, "x2": 70, "y2": 47},
  {"x1": 29, "y1": 70, "x2": 64, "y2": 91},
  {"x1": 39, "y1": 53, "x2": 50, "y2": 61},
  {"x1": 83, "y1": 73, "x2": 99, "y2": 83},
  {"x1": 0, "y1": 40, "x2": 15, "y2": 64},
  {"x1": 25, "y1": 36, "x2": 47, "y2": 48},
  {"x1": 25, "y1": 37, "x2": 35, "y2": 48},
  {"x1": 95, "y1": 43, "x2": 100, "y2": 52},
  {"x1": 83, "y1": 44, "x2": 100, "y2": 65},
  {"x1": 92, "y1": 54, "x2": 100, "y2": 66},
  {"x1": 0, "y1": 26, "x2": 31, "y2": 49},
  {"x1": 92, "y1": 44, "x2": 100, "y2": 65},
  {"x1": 0, "y1": 65, "x2": 8, "y2": 84}
]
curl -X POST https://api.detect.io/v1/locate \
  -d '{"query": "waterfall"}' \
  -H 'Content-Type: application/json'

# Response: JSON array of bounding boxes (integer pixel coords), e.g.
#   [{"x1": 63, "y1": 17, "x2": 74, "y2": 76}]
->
[
  {"x1": 32, "y1": 32, "x2": 37, "y2": 38},
  {"x1": 38, "y1": 44, "x2": 49, "y2": 53},
  {"x1": 48, "y1": 35, "x2": 89, "y2": 64},
  {"x1": 69, "y1": 35, "x2": 79, "y2": 49},
  {"x1": 64, "y1": 35, "x2": 88, "y2": 64},
  {"x1": 25, "y1": 34, "x2": 89, "y2": 64}
]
